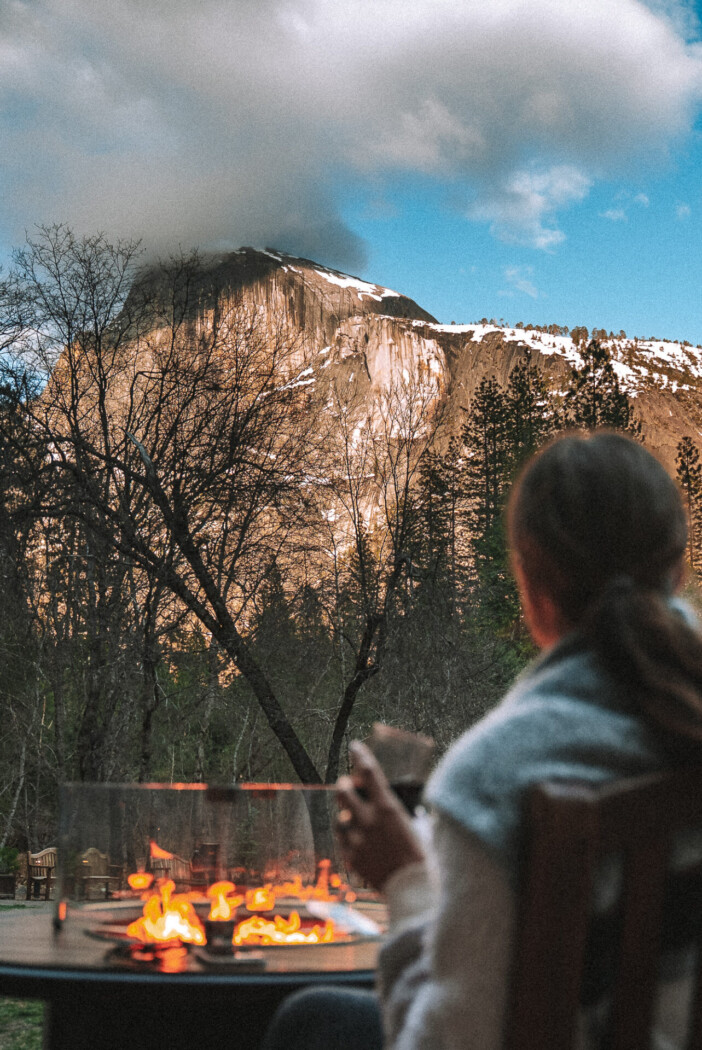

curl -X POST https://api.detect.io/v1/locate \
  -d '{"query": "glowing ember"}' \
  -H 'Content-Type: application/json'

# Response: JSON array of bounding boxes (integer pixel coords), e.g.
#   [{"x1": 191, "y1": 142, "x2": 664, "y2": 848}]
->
[
  {"x1": 126, "y1": 880, "x2": 206, "y2": 945},
  {"x1": 207, "y1": 881, "x2": 243, "y2": 921},
  {"x1": 233, "y1": 910, "x2": 335, "y2": 946}
]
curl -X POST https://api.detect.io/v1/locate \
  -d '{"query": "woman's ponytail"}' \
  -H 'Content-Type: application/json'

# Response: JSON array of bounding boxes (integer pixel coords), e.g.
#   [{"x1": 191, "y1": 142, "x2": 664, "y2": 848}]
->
[{"x1": 582, "y1": 579, "x2": 702, "y2": 755}]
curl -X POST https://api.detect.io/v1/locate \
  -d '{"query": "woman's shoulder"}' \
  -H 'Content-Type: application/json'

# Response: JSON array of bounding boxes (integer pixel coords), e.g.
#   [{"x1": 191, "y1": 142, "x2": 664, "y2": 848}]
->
[
  {"x1": 434, "y1": 636, "x2": 633, "y2": 768},
  {"x1": 423, "y1": 636, "x2": 666, "y2": 872}
]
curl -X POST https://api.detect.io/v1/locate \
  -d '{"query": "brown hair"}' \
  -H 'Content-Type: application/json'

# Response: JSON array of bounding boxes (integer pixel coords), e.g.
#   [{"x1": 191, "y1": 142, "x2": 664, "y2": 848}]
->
[{"x1": 507, "y1": 430, "x2": 702, "y2": 752}]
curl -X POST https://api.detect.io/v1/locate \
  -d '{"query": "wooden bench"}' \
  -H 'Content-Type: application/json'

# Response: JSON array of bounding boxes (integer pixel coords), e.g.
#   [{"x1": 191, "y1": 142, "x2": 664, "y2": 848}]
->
[{"x1": 27, "y1": 847, "x2": 57, "y2": 901}]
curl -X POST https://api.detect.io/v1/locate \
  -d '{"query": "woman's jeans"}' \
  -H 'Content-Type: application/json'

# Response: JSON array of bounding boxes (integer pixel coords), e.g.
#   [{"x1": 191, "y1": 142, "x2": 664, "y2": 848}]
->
[{"x1": 261, "y1": 986, "x2": 384, "y2": 1050}]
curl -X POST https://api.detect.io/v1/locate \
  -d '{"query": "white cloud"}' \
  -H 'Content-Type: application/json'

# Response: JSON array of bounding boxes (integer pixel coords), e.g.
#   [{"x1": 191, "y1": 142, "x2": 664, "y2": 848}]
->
[
  {"x1": 602, "y1": 208, "x2": 629, "y2": 221},
  {"x1": 504, "y1": 265, "x2": 539, "y2": 298},
  {"x1": 634, "y1": 193, "x2": 651, "y2": 206},
  {"x1": 1, "y1": 0, "x2": 701, "y2": 262},
  {"x1": 470, "y1": 165, "x2": 591, "y2": 249},
  {"x1": 676, "y1": 202, "x2": 692, "y2": 218}
]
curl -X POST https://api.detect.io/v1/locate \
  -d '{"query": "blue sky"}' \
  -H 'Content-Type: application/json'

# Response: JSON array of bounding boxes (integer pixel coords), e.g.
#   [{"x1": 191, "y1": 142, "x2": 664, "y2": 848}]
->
[
  {"x1": 339, "y1": 156, "x2": 702, "y2": 342},
  {"x1": 2, "y1": 0, "x2": 702, "y2": 343}
]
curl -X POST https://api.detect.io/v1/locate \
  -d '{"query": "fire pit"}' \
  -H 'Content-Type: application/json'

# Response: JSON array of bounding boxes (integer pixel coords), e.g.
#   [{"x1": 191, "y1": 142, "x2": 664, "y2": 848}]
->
[
  {"x1": 0, "y1": 783, "x2": 383, "y2": 1050},
  {"x1": 56, "y1": 782, "x2": 383, "y2": 964}
]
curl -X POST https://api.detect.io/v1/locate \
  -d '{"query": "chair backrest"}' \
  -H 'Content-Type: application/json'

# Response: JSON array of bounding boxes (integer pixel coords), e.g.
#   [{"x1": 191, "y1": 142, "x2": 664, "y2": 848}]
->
[
  {"x1": 505, "y1": 769, "x2": 702, "y2": 1050},
  {"x1": 80, "y1": 847, "x2": 108, "y2": 876},
  {"x1": 150, "y1": 853, "x2": 192, "y2": 885},
  {"x1": 28, "y1": 846, "x2": 57, "y2": 874}
]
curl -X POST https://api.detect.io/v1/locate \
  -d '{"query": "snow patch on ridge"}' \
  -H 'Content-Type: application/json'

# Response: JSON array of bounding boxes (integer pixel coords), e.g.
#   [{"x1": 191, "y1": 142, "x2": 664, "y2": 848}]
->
[
  {"x1": 314, "y1": 269, "x2": 399, "y2": 301},
  {"x1": 407, "y1": 321, "x2": 702, "y2": 398},
  {"x1": 636, "y1": 340, "x2": 702, "y2": 380}
]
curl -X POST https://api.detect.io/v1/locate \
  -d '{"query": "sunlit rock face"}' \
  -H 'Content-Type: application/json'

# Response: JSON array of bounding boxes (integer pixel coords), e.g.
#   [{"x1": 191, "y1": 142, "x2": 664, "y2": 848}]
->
[
  {"x1": 163, "y1": 246, "x2": 436, "y2": 350},
  {"x1": 136, "y1": 247, "x2": 702, "y2": 472}
]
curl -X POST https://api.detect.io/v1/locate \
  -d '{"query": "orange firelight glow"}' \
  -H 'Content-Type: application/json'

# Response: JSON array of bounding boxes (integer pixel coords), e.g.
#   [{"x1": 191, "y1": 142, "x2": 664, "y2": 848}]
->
[{"x1": 149, "y1": 840, "x2": 175, "y2": 860}]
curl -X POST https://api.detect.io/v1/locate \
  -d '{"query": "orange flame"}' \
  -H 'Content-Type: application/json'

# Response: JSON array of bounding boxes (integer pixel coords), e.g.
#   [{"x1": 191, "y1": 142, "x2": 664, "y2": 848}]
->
[
  {"x1": 149, "y1": 840, "x2": 175, "y2": 860},
  {"x1": 126, "y1": 880, "x2": 206, "y2": 945},
  {"x1": 128, "y1": 872, "x2": 154, "y2": 891},
  {"x1": 124, "y1": 856, "x2": 357, "y2": 948},
  {"x1": 252, "y1": 860, "x2": 353, "y2": 907},
  {"x1": 233, "y1": 910, "x2": 335, "y2": 946},
  {"x1": 245, "y1": 884, "x2": 276, "y2": 911},
  {"x1": 207, "y1": 881, "x2": 243, "y2": 920},
  {"x1": 313, "y1": 858, "x2": 330, "y2": 898}
]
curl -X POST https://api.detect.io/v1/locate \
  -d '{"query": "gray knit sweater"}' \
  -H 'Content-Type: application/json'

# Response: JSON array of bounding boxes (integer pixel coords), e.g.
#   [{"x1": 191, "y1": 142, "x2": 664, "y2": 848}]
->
[{"x1": 425, "y1": 631, "x2": 669, "y2": 885}]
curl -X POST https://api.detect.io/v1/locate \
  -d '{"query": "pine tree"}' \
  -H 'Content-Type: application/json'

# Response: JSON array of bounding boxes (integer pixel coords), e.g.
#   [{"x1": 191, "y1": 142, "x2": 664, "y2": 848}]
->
[
  {"x1": 461, "y1": 378, "x2": 508, "y2": 568},
  {"x1": 564, "y1": 339, "x2": 642, "y2": 436},
  {"x1": 676, "y1": 436, "x2": 702, "y2": 573},
  {"x1": 504, "y1": 355, "x2": 558, "y2": 474},
  {"x1": 460, "y1": 360, "x2": 564, "y2": 631},
  {"x1": 460, "y1": 377, "x2": 517, "y2": 627},
  {"x1": 414, "y1": 436, "x2": 466, "y2": 613}
]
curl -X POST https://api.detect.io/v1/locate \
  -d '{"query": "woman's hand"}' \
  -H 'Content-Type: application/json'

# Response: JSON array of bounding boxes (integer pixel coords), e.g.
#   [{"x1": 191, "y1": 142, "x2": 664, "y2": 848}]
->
[{"x1": 335, "y1": 740, "x2": 426, "y2": 893}]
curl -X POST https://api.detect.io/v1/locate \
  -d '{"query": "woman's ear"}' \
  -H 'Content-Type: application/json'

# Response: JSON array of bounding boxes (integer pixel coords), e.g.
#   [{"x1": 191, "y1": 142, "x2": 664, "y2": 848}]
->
[
  {"x1": 514, "y1": 559, "x2": 567, "y2": 650},
  {"x1": 671, "y1": 557, "x2": 686, "y2": 594}
]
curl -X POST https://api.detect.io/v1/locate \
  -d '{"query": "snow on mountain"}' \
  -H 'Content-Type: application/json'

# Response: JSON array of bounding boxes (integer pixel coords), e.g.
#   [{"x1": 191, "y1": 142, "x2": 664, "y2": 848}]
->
[
  {"x1": 313, "y1": 269, "x2": 400, "y2": 301},
  {"x1": 411, "y1": 319, "x2": 702, "y2": 398}
]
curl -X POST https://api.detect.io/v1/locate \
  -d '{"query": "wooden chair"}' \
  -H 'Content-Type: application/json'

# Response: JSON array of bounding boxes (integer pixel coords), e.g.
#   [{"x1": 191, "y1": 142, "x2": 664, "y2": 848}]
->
[
  {"x1": 27, "y1": 846, "x2": 57, "y2": 900},
  {"x1": 505, "y1": 769, "x2": 702, "y2": 1050},
  {"x1": 76, "y1": 847, "x2": 122, "y2": 900},
  {"x1": 150, "y1": 852, "x2": 193, "y2": 891}
]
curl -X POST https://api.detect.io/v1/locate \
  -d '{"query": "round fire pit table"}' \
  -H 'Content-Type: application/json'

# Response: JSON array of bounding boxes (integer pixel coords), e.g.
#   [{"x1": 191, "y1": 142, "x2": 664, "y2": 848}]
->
[{"x1": 0, "y1": 906, "x2": 380, "y2": 1050}]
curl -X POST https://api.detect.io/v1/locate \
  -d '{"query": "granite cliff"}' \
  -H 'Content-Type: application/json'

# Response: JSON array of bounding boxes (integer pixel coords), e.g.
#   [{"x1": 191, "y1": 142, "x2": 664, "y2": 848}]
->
[{"x1": 137, "y1": 246, "x2": 702, "y2": 472}]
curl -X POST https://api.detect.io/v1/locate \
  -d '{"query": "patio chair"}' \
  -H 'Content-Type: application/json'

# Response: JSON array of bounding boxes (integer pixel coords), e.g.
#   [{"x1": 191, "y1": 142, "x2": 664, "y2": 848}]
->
[
  {"x1": 505, "y1": 769, "x2": 702, "y2": 1050},
  {"x1": 77, "y1": 847, "x2": 123, "y2": 900},
  {"x1": 150, "y1": 851, "x2": 193, "y2": 891},
  {"x1": 27, "y1": 846, "x2": 57, "y2": 901}
]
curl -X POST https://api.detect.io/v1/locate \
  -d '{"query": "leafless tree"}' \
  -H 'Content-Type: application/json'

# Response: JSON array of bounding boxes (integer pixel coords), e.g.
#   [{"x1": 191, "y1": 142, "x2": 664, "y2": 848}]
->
[
  {"x1": 312, "y1": 371, "x2": 444, "y2": 781},
  {"x1": 3, "y1": 227, "x2": 328, "y2": 783}
]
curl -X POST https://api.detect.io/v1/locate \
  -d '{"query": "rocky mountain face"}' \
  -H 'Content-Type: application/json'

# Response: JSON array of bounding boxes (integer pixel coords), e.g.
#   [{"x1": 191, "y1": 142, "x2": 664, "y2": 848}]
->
[{"x1": 157, "y1": 247, "x2": 702, "y2": 472}]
